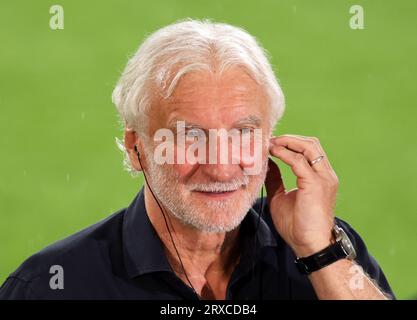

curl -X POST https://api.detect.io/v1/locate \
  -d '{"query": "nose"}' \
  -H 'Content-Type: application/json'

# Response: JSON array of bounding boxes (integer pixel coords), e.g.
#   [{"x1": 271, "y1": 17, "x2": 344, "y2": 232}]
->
[
  {"x1": 198, "y1": 163, "x2": 242, "y2": 182},
  {"x1": 196, "y1": 132, "x2": 248, "y2": 181}
]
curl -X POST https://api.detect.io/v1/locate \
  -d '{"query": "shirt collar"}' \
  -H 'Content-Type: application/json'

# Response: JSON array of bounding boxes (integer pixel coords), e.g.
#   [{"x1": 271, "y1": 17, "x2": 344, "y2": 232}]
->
[{"x1": 122, "y1": 187, "x2": 277, "y2": 279}]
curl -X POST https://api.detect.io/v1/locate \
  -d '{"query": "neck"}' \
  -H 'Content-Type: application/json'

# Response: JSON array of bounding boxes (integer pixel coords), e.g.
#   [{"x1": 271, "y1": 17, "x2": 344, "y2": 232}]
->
[{"x1": 143, "y1": 185, "x2": 241, "y2": 298}]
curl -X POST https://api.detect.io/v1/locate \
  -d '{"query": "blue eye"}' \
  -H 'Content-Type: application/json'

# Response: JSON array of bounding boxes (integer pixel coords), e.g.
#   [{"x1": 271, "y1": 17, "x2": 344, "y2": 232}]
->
[{"x1": 187, "y1": 128, "x2": 204, "y2": 139}]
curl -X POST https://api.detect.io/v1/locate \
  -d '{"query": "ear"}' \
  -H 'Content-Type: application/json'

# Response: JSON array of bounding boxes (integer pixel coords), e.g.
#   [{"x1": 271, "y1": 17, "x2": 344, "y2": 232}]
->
[{"x1": 124, "y1": 127, "x2": 144, "y2": 172}]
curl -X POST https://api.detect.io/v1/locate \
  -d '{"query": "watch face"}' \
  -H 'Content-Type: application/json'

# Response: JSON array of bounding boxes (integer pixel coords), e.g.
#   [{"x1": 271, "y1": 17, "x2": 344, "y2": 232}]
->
[{"x1": 334, "y1": 225, "x2": 357, "y2": 260}]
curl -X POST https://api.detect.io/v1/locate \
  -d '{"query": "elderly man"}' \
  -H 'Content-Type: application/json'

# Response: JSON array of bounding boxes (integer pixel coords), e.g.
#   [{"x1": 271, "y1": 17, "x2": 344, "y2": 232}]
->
[{"x1": 0, "y1": 19, "x2": 393, "y2": 300}]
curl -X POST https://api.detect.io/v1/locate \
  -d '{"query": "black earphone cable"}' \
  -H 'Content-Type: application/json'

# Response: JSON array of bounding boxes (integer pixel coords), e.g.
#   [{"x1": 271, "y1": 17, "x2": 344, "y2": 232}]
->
[
  {"x1": 255, "y1": 186, "x2": 265, "y2": 299},
  {"x1": 135, "y1": 145, "x2": 265, "y2": 300},
  {"x1": 135, "y1": 146, "x2": 201, "y2": 299}
]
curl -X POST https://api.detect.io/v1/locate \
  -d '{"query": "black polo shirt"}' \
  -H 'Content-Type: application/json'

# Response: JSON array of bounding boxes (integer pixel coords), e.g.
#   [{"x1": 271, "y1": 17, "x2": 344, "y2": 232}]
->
[{"x1": 0, "y1": 187, "x2": 394, "y2": 299}]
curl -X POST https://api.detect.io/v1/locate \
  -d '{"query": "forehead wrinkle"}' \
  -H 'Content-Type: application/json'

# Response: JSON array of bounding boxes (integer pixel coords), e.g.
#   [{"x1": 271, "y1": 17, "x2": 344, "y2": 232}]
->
[
  {"x1": 164, "y1": 92, "x2": 259, "y2": 119},
  {"x1": 165, "y1": 91, "x2": 255, "y2": 109}
]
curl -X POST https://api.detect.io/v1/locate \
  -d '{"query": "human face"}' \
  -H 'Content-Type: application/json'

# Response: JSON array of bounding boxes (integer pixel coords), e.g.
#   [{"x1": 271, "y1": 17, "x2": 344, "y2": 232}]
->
[{"x1": 144, "y1": 67, "x2": 271, "y2": 233}]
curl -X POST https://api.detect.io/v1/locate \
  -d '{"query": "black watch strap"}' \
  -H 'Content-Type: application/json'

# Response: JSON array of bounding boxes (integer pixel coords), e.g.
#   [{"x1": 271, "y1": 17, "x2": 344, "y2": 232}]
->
[{"x1": 295, "y1": 241, "x2": 348, "y2": 275}]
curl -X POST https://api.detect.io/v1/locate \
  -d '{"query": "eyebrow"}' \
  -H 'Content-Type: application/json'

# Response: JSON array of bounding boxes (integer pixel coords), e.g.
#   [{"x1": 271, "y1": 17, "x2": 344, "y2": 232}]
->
[
  {"x1": 166, "y1": 114, "x2": 262, "y2": 131},
  {"x1": 167, "y1": 118, "x2": 203, "y2": 131},
  {"x1": 232, "y1": 115, "x2": 262, "y2": 127}
]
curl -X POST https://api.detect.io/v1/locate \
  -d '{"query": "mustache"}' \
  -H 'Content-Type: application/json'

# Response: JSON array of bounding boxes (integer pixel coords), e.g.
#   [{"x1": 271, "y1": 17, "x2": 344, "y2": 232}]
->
[{"x1": 187, "y1": 176, "x2": 250, "y2": 192}]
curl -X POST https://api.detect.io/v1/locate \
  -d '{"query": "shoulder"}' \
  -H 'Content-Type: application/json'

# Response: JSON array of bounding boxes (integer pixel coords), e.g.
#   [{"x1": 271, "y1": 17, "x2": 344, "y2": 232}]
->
[
  {"x1": 252, "y1": 197, "x2": 395, "y2": 299},
  {"x1": 0, "y1": 209, "x2": 126, "y2": 299}
]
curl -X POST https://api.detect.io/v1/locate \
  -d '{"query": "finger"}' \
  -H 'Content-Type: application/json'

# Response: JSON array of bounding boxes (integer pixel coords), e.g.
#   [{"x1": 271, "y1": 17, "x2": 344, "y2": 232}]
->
[
  {"x1": 269, "y1": 144, "x2": 316, "y2": 180},
  {"x1": 271, "y1": 135, "x2": 330, "y2": 172},
  {"x1": 272, "y1": 135, "x2": 339, "y2": 183},
  {"x1": 265, "y1": 158, "x2": 286, "y2": 202}
]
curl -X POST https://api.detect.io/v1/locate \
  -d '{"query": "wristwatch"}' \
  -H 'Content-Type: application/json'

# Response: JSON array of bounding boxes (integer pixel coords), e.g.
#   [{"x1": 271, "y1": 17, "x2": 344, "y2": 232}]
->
[{"x1": 294, "y1": 224, "x2": 357, "y2": 275}]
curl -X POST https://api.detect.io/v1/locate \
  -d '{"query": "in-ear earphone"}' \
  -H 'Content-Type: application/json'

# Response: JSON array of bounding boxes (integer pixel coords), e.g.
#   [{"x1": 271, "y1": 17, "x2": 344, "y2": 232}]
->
[{"x1": 134, "y1": 145, "x2": 140, "y2": 159}]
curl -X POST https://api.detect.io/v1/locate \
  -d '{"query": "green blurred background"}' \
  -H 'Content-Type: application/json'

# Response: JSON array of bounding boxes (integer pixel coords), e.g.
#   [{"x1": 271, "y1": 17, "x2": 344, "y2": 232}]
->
[{"x1": 1, "y1": 0, "x2": 416, "y2": 299}]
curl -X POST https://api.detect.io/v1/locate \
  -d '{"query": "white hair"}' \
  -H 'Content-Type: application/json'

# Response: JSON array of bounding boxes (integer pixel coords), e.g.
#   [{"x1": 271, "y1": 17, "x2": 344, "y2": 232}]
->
[{"x1": 112, "y1": 18, "x2": 285, "y2": 176}]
